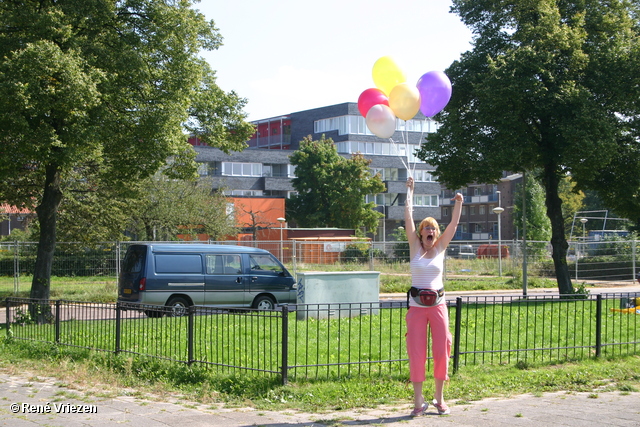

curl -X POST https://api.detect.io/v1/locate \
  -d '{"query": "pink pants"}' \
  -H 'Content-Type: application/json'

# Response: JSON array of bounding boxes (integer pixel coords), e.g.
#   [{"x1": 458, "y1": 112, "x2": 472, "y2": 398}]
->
[{"x1": 405, "y1": 304, "x2": 452, "y2": 382}]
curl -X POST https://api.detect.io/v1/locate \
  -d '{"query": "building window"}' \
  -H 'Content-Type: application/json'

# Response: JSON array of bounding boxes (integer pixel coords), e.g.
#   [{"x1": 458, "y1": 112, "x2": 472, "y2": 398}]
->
[
  {"x1": 314, "y1": 115, "x2": 438, "y2": 136},
  {"x1": 470, "y1": 206, "x2": 476, "y2": 215},
  {"x1": 413, "y1": 194, "x2": 439, "y2": 207},
  {"x1": 222, "y1": 162, "x2": 262, "y2": 177},
  {"x1": 414, "y1": 170, "x2": 435, "y2": 182},
  {"x1": 474, "y1": 223, "x2": 483, "y2": 232},
  {"x1": 225, "y1": 190, "x2": 264, "y2": 196},
  {"x1": 479, "y1": 205, "x2": 486, "y2": 215},
  {"x1": 366, "y1": 193, "x2": 394, "y2": 206},
  {"x1": 443, "y1": 207, "x2": 449, "y2": 216}
]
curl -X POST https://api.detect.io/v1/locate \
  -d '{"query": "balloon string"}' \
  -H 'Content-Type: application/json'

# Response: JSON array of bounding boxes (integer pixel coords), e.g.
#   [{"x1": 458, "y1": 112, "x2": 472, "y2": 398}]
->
[{"x1": 389, "y1": 137, "x2": 410, "y2": 172}]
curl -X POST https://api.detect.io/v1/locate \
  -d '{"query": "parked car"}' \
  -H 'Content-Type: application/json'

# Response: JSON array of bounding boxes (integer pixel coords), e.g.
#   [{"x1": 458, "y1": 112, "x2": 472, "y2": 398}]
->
[
  {"x1": 118, "y1": 244, "x2": 297, "y2": 316},
  {"x1": 447, "y1": 244, "x2": 476, "y2": 259}
]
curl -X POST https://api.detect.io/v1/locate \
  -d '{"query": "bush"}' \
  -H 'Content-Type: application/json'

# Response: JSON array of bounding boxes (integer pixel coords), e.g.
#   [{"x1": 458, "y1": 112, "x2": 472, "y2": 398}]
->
[{"x1": 340, "y1": 243, "x2": 387, "y2": 264}]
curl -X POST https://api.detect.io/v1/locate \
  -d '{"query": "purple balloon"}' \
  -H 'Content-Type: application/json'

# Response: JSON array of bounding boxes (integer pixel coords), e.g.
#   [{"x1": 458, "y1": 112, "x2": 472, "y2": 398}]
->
[{"x1": 416, "y1": 71, "x2": 452, "y2": 117}]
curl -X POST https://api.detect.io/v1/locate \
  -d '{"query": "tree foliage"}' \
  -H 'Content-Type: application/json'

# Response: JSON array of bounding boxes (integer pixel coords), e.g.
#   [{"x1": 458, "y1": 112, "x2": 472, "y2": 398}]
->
[
  {"x1": 0, "y1": 0, "x2": 255, "y2": 303},
  {"x1": 419, "y1": 0, "x2": 640, "y2": 293},
  {"x1": 513, "y1": 171, "x2": 551, "y2": 255},
  {"x1": 558, "y1": 175, "x2": 585, "y2": 237},
  {"x1": 127, "y1": 176, "x2": 236, "y2": 241},
  {"x1": 287, "y1": 135, "x2": 385, "y2": 231}
]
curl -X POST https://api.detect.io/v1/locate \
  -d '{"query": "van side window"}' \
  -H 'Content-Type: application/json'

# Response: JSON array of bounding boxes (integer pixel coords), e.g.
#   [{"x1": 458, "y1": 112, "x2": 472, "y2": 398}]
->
[
  {"x1": 249, "y1": 254, "x2": 283, "y2": 274},
  {"x1": 206, "y1": 255, "x2": 241, "y2": 275},
  {"x1": 155, "y1": 254, "x2": 202, "y2": 274}
]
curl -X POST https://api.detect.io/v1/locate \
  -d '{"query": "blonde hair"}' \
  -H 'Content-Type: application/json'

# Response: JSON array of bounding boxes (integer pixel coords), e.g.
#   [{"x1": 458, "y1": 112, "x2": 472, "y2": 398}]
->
[{"x1": 417, "y1": 217, "x2": 441, "y2": 241}]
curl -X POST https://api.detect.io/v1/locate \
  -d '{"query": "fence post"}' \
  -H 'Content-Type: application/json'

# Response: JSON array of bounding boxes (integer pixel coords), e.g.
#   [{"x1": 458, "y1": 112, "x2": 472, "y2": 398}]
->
[
  {"x1": 632, "y1": 240, "x2": 636, "y2": 282},
  {"x1": 5, "y1": 298, "x2": 10, "y2": 336},
  {"x1": 55, "y1": 300, "x2": 61, "y2": 343},
  {"x1": 115, "y1": 302, "x2": 121, "y2": 354},
  {"x1": 595, "y1": 294, "x2": 602, "y2": 358},
  {"x1": 13, "y1": 241, "x2": 19, "y2": 294},
  {"x1": 452, "y1": 297, "x2": 463, "y2": 374},
  {"x1": 187, "y1": 306, "x2": 194, "y2": 365},
  {"x1": 369, "y1": 243, "x2": 374, "y2": 271},
  {"x1": 281, "y1": 304, "x2": 289, "y2": 385},
  {"x1": 115, "y1": 241, "x2": 121, "y2": 278},
  {"x1": 292, "y1": 241, "x2": 297, "y2": 279}
]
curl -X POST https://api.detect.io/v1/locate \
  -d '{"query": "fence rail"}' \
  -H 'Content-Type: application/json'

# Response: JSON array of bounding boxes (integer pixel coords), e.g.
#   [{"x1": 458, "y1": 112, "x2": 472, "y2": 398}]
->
[
  {"x1": 1, "y1": 239, "x2": 638, "y2": 288},
  {"x1": 5, "y1": 293, "x2": 639, "y2": 384}
]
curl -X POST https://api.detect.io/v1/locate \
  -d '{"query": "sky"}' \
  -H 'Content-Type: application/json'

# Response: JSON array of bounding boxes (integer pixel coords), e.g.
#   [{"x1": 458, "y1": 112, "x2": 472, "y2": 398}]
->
[{"x1": 196, "y1": 0, "x2": 474, "y2": 122}]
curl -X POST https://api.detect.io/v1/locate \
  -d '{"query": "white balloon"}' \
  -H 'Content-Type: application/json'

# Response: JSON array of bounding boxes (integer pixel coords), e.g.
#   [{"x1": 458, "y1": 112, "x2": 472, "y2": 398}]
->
[{"x1": 366, "y1": 104, "x2": 396, "y2": 139}]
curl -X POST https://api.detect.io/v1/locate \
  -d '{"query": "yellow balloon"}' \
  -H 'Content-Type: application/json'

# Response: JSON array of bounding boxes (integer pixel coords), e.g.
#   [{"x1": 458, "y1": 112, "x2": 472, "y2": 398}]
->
[
  {"x1": 388, "y1": 83, "x2": 420, "y2": 121},
  {"x1": 372, "y1": 56, "x2": 406, "y2": 96}
]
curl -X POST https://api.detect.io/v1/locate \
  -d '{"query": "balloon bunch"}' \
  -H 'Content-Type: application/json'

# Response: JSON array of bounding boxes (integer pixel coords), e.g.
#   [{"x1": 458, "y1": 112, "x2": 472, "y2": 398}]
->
[{"x1": 357, "y1": 56, "x2": 452, "y2": 139}]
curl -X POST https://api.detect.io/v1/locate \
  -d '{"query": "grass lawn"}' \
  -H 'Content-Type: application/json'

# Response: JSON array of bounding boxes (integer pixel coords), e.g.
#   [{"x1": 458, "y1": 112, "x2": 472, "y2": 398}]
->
[
  {"x1": 0, "y1": 261, "x2": 637, "y2": 412},
  {"x1": 0, "y1": 338, "x2": 638, "y2": 413}
]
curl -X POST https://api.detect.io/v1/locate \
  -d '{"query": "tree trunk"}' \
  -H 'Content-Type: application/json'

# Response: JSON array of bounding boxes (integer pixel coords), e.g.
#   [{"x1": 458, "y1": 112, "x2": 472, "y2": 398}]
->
[
  {"x1": 145, "y1": 222, "x2": 154, "y2": 241},
  {"x1": 542, "y1": 164, "x2": 574, "y2": 294},
  {"x1": 30, "y1": 163, "x2": 63, "y2": 322}
]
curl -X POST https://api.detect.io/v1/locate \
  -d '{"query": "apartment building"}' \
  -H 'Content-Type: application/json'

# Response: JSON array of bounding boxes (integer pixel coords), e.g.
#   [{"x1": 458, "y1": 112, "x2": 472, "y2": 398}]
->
[
  {"x1": 193, "y1": 102, "x2": 441, "y2": 241},
  {"x1": 440, "y1": 173, "x2": 521, "y2": 241},
  {"x1": 192, "y1": 102, "x2": 516, "y2": 242}
]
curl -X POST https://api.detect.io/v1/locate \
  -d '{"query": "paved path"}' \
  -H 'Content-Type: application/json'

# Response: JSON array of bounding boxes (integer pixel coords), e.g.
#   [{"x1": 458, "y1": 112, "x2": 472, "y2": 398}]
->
[{"x1": 0, "y1": 371, "x2": 638, "y2": 426}]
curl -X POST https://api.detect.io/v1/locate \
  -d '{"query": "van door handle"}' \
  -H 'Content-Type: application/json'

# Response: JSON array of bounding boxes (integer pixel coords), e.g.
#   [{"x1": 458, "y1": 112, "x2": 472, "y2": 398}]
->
[
  {"x1": 236, "y1": 277, "x2": 242, "y2": 283},
  {"x1": 251, "y1": 276, "x2": 258, "y2": 282}
]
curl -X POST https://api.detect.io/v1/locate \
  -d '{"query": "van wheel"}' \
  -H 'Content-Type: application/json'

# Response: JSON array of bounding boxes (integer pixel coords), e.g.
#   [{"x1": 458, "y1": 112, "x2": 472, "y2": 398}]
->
[
  {"x1": 252, "y1": 295, "x2": 275, "y2": 310},
  {"x1": 144, "y1": 309, "x2": 164, "y2": 318},
  {"x1": 166, "y1": 296, "x2": 190, "y2": 317}
]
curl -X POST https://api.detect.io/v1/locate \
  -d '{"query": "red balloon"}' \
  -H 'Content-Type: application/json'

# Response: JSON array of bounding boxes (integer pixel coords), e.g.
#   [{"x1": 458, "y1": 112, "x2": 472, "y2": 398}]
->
[{"x1": 358, "y1": 88, "x2": 389, "y2": 117}]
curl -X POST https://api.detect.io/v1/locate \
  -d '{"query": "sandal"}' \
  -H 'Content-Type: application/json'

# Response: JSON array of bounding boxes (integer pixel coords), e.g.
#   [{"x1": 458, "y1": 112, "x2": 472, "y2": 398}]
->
[
  {"x1": 432, "y1": 399, "x2": 450, "y2": 415},
  {"x1": 410, "y1": 401, "x2": 428, "y2": 417}
]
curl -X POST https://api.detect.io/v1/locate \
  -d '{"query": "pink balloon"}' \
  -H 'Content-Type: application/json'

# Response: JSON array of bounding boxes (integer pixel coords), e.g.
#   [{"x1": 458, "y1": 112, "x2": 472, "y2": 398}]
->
[
  {"x1": 416, "y1": 71, "x2": 452, "y2": 117},
  {"x1": 366, "y1": 104, "x2": 396, "y2": 138},
  {"x1": 358, "y1": 88, "x2": 389, "y2": 117}
]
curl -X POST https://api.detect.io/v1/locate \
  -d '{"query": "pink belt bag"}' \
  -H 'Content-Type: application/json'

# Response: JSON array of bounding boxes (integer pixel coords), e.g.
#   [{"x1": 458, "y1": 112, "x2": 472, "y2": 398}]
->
[{"x1": 408, "y1": 287, "x2": 445, "y2": 307}]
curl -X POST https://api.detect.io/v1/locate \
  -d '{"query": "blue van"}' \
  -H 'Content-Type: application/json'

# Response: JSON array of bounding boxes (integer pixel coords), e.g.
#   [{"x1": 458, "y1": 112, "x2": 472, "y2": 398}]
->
[{"x1": 117, "y1": 244, "x2": 297, "y2": 316}]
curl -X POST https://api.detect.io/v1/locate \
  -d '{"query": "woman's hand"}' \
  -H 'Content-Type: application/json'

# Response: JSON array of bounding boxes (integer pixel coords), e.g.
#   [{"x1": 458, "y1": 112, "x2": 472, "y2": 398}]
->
[
  {"x1": 406, "y1": 177, "x2": 414, "y2": 191},
  {"x1": 452, "y1": 193, "x2": 463, "y2": 203}
]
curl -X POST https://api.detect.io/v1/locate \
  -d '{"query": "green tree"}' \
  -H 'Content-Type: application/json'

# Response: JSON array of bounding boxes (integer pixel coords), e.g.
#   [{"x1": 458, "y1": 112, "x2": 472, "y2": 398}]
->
[
  {"x1": 0, "y1": 1, "x2": 255, "y2": 306},
  {"x1": 419, "y1": 0, "x2": 640, "y2": 294},
  {"x1": 558, "y1": 176, "x2": 585, "y2": 237},
  {"x1": 513, "y1": 172, "x2": 551, "y2": 255},
  {"x1": 127, "y1": 176, "x2": 235, "y2": 241},
  {"x1": 287, "y1": 135, "x2": 385, "y2": 231},
  {"x1": 390, "y1": 226, "x2": 410, "y2": 262}
]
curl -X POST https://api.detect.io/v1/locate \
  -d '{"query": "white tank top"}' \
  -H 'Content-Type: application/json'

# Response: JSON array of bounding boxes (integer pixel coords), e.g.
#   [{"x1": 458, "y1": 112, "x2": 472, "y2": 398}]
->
[{"x1": 409, "y1": 248, "x2": 444, "y2": 308}]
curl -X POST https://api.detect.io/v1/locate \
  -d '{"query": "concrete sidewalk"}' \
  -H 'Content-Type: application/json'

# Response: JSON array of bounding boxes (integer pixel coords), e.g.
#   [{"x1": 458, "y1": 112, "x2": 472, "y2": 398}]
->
[{"x1": 0, "y1": 371, "x2": 638, "y2": 426}]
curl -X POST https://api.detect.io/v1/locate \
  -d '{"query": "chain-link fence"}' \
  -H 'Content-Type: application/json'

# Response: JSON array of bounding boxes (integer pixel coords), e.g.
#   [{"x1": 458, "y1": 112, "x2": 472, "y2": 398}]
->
[{"x1": 0, "y1": 239, "x2": 638, "y2": 289}]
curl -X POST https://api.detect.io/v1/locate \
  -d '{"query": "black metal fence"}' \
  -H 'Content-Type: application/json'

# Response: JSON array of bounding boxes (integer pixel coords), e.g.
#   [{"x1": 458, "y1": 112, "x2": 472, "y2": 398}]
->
[{"x1": 5, "y1": 293, "x2": 639, "y2": 384}]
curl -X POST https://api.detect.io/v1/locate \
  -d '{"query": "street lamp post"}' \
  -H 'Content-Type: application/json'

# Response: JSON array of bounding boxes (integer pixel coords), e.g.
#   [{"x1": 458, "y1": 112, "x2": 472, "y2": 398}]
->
[
  {"x1": 580, "y1": 217, "x2": 588, "y2": 240},
  {"x1": 277, "y1": 217, "x2": 286, "y2": 261},
  {"x1": 493, "y1": 206, "x2": 505, "y2": 277},
  {"x1": 577, "y1": 218, "x2": 588, "y2": 280}
]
